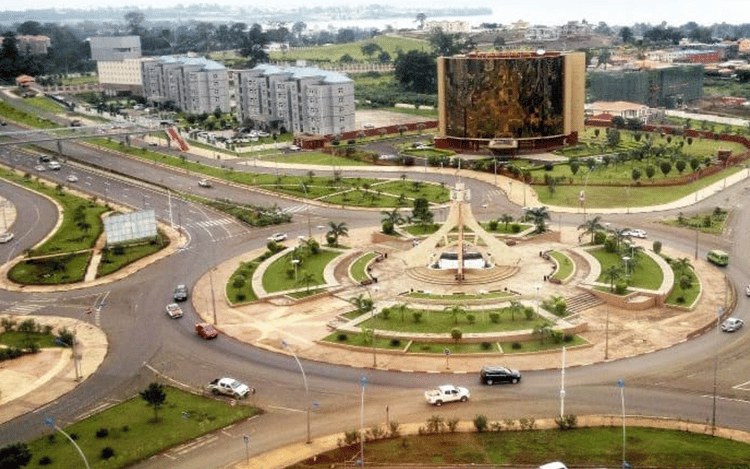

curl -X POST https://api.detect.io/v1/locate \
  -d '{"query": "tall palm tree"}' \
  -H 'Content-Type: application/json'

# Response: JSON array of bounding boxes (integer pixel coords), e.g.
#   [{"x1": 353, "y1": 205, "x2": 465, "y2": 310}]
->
[
  {"x1": 381, "y1": 208, "x2": 405, "y2": 226},
  {"x1": 577, "y1": 215, "x2": 604, "y2": 244},
  {"x1": 444, "y1": 304, "x2": 466, "y2": 325},
  {"x1": 326, "y1": 221, "x2": 348, "y2": 246},
  {"x1": 297, "y1": 272, "x2": 316, "y2": 293},
  {"x1": 610, "y1": 228, "x2": 629, "y2": 251},
  {"x1": 394, "y1": 303, "x2": 409, "y2": 322},
  {"x1": 524, "y1": 206, "x2": 549, "y2": 234},
  {"x1": 349, "y1": 293, "x2": 373, "y2": 313},
  {"x1": 603, "y1": 265, "x2": 623, "y2": 292},
  {"x1": 500, "y1": 214, "x2": 514, "y2": 230}
]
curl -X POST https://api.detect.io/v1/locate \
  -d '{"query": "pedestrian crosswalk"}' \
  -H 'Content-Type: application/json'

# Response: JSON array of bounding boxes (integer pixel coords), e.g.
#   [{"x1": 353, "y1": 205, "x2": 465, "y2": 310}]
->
[
  {"x1": 194, "y1": 218, "x2": 234, "y2": 228},
  {"x1": 280, "y1": 204, "x2": 310, "y2": 214},
  {"x1": 0, "y1": 302, "x2": 44, "y2": 315}
]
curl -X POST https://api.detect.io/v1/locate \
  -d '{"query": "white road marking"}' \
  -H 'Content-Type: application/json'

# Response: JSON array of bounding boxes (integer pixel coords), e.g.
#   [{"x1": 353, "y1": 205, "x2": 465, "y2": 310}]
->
[
  {"x1": 266, "y1": 405, "x2": 305, "y2": 413},
  {"x1": 732, "y1": 380, "x2": 750, "y2": 391}
]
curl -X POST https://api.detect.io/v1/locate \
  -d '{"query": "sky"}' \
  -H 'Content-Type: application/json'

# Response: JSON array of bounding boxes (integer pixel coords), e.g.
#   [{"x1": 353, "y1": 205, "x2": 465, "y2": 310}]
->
[{"x1": 0, "y1": 0, "x2": 746, "y2": 27}]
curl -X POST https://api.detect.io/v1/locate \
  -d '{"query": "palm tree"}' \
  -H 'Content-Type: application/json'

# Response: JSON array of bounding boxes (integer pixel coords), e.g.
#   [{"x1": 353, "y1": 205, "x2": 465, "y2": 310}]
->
[
  {"x1": 603, "y1": 265, "x2": 623, "y2": 292},
  {"x1": 533, "y1": 325, "x2": 553, "y2": 345},
  {"x1": 444, "y1": 305, "x2": 466, "y2": 325},
  {"x1": 524, "y1": 206, "x2": 549, "y2": 234},
  {"x1": 673, "y1": 257, "x2": 691, "y2": 276},
  {"x1": 500, "y1": 214, "x2": 514, "y2": 230},
  {"x1": 394, "y1": 303, "x2": 409, "y2": 322},
  {"x1": 577, "y1": 216, "x2": 604, "y2": 244},
  {"x1": 350, "y1": 293, "x2": 373, "y2": 314},
  {"x1": 381, "y1": 208, "x2": 405, "y2": 226},
  {"x1": 297, "y1": 272, "x2": 316, "y2": 293},
  {"x1": 326, "y1": 221, "x2": 348, "y2": 246}
]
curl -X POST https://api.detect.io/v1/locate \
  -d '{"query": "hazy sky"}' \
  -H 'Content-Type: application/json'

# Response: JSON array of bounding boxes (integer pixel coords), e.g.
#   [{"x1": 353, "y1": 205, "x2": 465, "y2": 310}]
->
[{"x1": 1, "y1": 0, "x2": 746, "y2": 27}]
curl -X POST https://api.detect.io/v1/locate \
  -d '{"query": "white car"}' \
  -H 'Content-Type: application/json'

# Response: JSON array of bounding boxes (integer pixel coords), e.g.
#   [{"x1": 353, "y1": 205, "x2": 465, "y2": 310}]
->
[
  {"x1": 745, "y1": 284, "x2": 750, "y2": 297},
  {"x1": 288, "y1": 145, "x2": 301, "y2": 151},
  {"x1": 623, "y1": 228, "x2": 647, "y2": 239},
  {"x1": 0, "y1": 232, "x2": 14, "y2": 243},
  {"x1": 48, "y1": 161, "x2": 61, "y2": 170},
  {"x1": 268, "y1": 233, "x2": 288, "y2": 242},
  {"x1": 35, "y1": 164, "x2": 46, "y2": 172},
  {"x1": 198, "y1": 179, "x2": 212, "y2": 188},
  {"x1": 424, "y1": 384, "x2": 470, "y2": 406},
  {"x1": 67, "y1": 174, "x2": 78, "y2": 183},
  {"x1": 721, "y1": 317, "x2": 744, "y2": 332},
  {"x1": 208, "y1": 377, "x2": 251, "y2": 399},
  {"x1": 165, "y1": 303, "x2": 184, "y2": 319}
]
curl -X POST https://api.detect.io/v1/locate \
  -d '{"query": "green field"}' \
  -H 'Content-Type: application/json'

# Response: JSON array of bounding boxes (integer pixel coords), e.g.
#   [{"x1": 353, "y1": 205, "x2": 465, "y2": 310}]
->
[
  {"x1": 665, "y1": 263, "x2": 701, "y2": 307},
  {"x1": 8, "y1": 252, "x2": 92, "y2": 285},
  {"x1": 260, "y1": 152, "x2": 366, "y2": 166},
  {"x1": 350, "y1": 252, "x2": 378, "y2": 282},
  {"x1": 0, "y1": 100, "x2": 60, "y2": 129},
  {"x1": 226, "y1": 258, "x2": 263, "y2": 304},
  {"x1": 550, "y1": 251, "x2": 574, "y2": 281},
  {"x1": 262, "y1": 249, "x2": 340, "y2": 293},
  {"x1": 25, "y1": 386, "x2": 258, "y2": 469},
  {"x1": 269, "y1": 35, "x2": 427, "y2": 63},
  {"x1": 96, "y1": 235, "x2": 169, "y2": 278},
  {"x1": 590, "y1": 247, "x2": 663, "y2": 290}
]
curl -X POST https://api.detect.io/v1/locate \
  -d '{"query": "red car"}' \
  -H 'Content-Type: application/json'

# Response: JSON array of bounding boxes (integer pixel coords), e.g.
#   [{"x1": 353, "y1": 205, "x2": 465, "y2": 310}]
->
[{"x1": 195, "y1": 322, "x2": 218, "y2": 339}]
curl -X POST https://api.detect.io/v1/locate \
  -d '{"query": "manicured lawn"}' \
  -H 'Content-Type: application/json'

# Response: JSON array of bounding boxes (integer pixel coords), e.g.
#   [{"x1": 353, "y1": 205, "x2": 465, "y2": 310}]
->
[
  {"x1": 0, "y1": 331, "x2": 62, "y2": 348},
  {"x1": 482, "y1": 222, "x2": 531, "y2": 234},
  {"x1": 359, "y1": 307, "x2": 548, "y2": 334},
  {"x1": 61, "y1": 74, "x2": 99, "y2": 85},
  {"x1": 321, "y1": 190, "x2": 402, "y2": 208},
  {"x1": 287, "y1": 288, "x2": 326, "y2": 299},
  {"x1": 8, "y1": 252, "x2": 92, "y2": 284},
  {"x1": 661, "y1": 208, "x2": 729, "y2": 235},
  {"x1": 23, "y1": 96, "x2": 68, "y2": 114},
  {"x1": 268, "y1": 36, "x2": 427, "y2": 63},
  {"x1": 226, "y1": 258, "x2": 263, "y2": 304},
  {"x1": 407, "y1": 341, "x2": 497, "y2": 354},
  {"x1": 289, "y1": 427, "x2": 750, "y2": 468},
  {"x1": 0, "y1": 100, "x2": 60, "y2": 129},
  {"x1": 262, "y1": 249, "x2": 340, "y2": 293},
  {"x1": 373, "y1": 179, "x2": 450, "y2": 203},
  {"x1": 500, "y1": 335, "x2": 586, "y2": 353},
  {"x1": 261, "y1": 152, "x2": 366, "y2": 166},
  {"x1": 350, "y1": 252, "x2": 377, "y2": 282},
  {"x1": 25, "y1": 386, "x2": 259, "y2": 469},
  {"x1": 96, "y1": 234, "x2": 169, "y2": 278},
  {"x1": 323, "y1": 331, "x2": 408, "y2": 350},
  {"x1": 550, "y1": 251, "x2": 574, "y2": 280},
  {"x1": 403, "y1": 224, "x2": 440, "y2": 236},
  {"x1": 590, "y1": 247, "x2": 663, "y2": 290},
  {"x1": 665, "y1": 264, "x2": 701, "y2": 307}
]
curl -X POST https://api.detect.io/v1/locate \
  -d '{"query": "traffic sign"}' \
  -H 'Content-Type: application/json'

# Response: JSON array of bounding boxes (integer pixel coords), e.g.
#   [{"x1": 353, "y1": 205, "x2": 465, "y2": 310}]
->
[{"x1": 444, "y1": 349, "x2": 450, "y2": 356}]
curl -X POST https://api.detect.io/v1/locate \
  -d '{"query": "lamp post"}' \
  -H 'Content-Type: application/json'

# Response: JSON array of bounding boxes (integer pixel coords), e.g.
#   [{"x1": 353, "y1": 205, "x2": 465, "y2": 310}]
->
[
  {"x1": 367, "y1": 286, "x2": 379, "y2": 367},
  {"x1": 281, "y1": 340, "x2": 312, "y2": 444},
  {"x1": 560, "y1": 346, "x2": 566, "y2": 419},
  {"x1": 535, "y1": 285, "x2": 541, "y2": 319},
  {"x1": 618, "y1": 379, "x2": 626, "y2": 469},
  {"x1": 712, "y1": 307, "x2": 723, "y2": 434},
  {"x1": 605, "y1": 308, "x2": 610, "y2": 360},
  {"x1": 44, "y1": 417, "x2": 90, "y2": 469},
  {"x1": 359, "y1": 376, "x2": 367, "y2": 466}
]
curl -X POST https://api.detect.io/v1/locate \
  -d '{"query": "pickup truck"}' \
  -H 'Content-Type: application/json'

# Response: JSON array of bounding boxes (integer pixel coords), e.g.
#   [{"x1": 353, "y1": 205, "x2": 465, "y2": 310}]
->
[
  {"x1": 207, "y1": 378, "x2": 251, "y2": 399},
  {"x1": 424, "y1": 384, "x2": 470, "y2": 406}
]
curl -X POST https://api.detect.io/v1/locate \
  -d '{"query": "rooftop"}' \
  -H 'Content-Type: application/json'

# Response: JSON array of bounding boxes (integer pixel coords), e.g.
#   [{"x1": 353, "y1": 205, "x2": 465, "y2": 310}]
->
[{"x1": 251, "y1": 64, "x2": 351, "y2": 84}]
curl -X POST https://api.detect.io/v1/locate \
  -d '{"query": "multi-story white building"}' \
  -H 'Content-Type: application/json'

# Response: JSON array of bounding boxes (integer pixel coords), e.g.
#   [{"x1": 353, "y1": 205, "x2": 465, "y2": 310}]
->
[
  {"x1": 90, "y1": 36, "x2": 145, "y2": 95},
  {"x1": 142, "y1": 56, "x2": 230, "y2": 114},
  {"x1": 524, "y1": 26, "x2": 560, "y2": 42},
  {"x1": 234, "y1": 65, "x2": 354, "y2": 135}
]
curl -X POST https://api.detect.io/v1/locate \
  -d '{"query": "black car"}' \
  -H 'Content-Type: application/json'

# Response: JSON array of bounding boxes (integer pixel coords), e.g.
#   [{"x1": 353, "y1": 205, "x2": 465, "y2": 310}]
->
[
  {"x1": 173, "y1": 284, "x2": 189, "y2": 302},
  {"x1": 480, "y1": 365, "x2": 521, "y2": 385}
]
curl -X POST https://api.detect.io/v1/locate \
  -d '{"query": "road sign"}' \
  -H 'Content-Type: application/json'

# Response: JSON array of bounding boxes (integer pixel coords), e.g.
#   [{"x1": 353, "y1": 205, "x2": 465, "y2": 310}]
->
[
  {"x1": 617, "y1": 379, "x2": 625, "y2": 388},
  {"x1": 444, "y1": 349, "x2": 450, "y2": 356},
  {"x1": 44, "y1": 417, "x2": 55, "y2": 428},
  {"x1": 243, "y1": 435, "x2": 249, "y2": 444}
]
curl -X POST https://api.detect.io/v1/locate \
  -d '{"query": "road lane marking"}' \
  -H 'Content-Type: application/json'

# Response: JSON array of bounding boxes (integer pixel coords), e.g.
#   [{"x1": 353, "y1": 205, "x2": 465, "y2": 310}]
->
[
  {"x1": 266, "y1": 405, "x2": 305, "y2": 413},
  {"x1": 701, "y1": 394, "x2": 750, "y2": 404},
  {"x1": 733, "y1": 380, "x2": 750, "y2": 391}
]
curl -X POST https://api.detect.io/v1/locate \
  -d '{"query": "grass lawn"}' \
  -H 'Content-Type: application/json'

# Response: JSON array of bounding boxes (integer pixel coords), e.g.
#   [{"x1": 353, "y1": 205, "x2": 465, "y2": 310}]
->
[
  {"x1": 403, "y1": 224, "x2": 440, "y2": 236},
  {"x1": 350, "y1": 252, "x2": 378, "y2": 282},
  {"x1": 288, "y1": 427, "x2": 750, "y2": 468},
  {"x1": 590, "y1": 247, "x2": 663, "y2": 290},
  {"x1": 260, "y1": 152, "x2": 366, "y2": 166},
  {"x1": 359, "y1": 307, "x2": 548, "y2": 334},
  {"x1": 0, "y1": 331, "x2": 62, "y2": 348},
  {"x1": 482, "y1": 222, "x2": 531, "y2": 234},
  {"x1": 96, "y1": 234, "x2": 169, "y2": 278},
  {"x1": 25, "y1": 386, "x2": 258, "y2": 469},
  {"x1": 373, "y1": 180, "x2": 450, "y2": 203},
  {"x1": 550, "y1": 251, "x2": 574, "y2": 280},
  {"x1": 22, "y1": 96, "x2": 68, "y2": 114},
  {"x1": 500, "y1": 335, "x2": 586, "y2": 353},
  {"x1": 323, "y1": 331, "x2": 408, "y2": 350},
  {"x1": 661, "y1": 208, "x2": 729, "y2": 235},
  {"x1": 665, "y1": 264, "x2": 701, "y2": 307},
  {"x1": 226, "y1": 258, "x2": 263, "y2": 304},
  {"x1": 321, "y1": 190, "x2": 402, "y2": 208},
  {"x1": 287, "y1": 288, "x2": 327, "y2": 299},
  {"x1": 407, "y1": 341, "x2": 497, "y2": 354},
  {"x1": 268, "y1": 36, "x2": 426, "y2": 63},
  {"x1": 0, "y1": 100, "x2": 60, "y2": 129},
  {"x1": 61, "y1": 75, "x2": 99, "y2": 85},
  {"x1": 8, "y1": 252, "x2": 91, "y2": 284},
  {"x1": 262, "y1": 249, "x2": 340, "y2": 293}
]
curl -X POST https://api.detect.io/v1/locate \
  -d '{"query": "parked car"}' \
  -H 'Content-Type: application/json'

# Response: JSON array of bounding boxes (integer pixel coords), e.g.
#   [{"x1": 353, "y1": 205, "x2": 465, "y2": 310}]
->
[
  {"x1": 165, "y1": 303, "x2": 183, "y2": 319},
  {"x1": 721, "y1": 317, "x2": 744, "y2": 332},
  {"x1": 0, "y1": 232, "x2": 14, "y2": 243},
  {"x1": 173, "y1": 284, "x2": 189, "y2": 301},
  {"x1": 268, "y1": 233, "x2": 288, "y2": 242},
  {"x1": 207, "y1": 378, "x2": 251, "y2": 399},
  {"x1": 66, "y1": 174, "x2": 78, "y2": 183},
  {"x1": 480, "y1": 365, "x2": 521, "y2": 385},
  {"x1": 198, "y1": 179, "x2": 212, "y2": 188},
  {"x1": 288, "y1": 145, "x2": 301, "y2": 151},
  {"x1": 195, "y1": 322, "x2": 218, "y2": 339},
  {"x1": 424, "y1": 385, "x2": 470, "y2": 406}
]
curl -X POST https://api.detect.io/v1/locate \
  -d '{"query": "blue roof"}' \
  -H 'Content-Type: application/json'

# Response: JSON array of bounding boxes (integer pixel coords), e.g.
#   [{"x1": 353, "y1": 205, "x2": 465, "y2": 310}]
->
[
  {"x1": 252, "y1": 64, "x2": 351, "y2": 84},
  {"x1": 158, "y1": 55, "x2": 226, "y2": 71}
]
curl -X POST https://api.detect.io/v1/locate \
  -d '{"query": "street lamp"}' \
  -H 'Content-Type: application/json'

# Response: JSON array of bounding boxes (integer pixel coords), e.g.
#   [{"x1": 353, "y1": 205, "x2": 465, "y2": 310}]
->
[
  {"x1": 44, "y1": 417, "x2": 90, "y2": 469},
  {"x1": 359, "y1": 376, "x2": 367, "y2": 466},
  {"x1": 617, "y1": 379, "x2": 627, "y2": 469},
  {"x1": 367, "y1": 286, "x2": 379, "y2": 368},
  {"x1": 712, "y1": 307, "x2": 724, "y2": 434},
  {"x1": 622, "y1": 256, "x2": 631, "y2": 277},
  {"x1": 281, "y1": 340, "x2": 312, "y2": 444},
  {"x1": 291, "y1": 258, "x2": 300, "y2": 282},
  {"x1": 535, "y1": 285, "x2": 541, "y2": 319}
]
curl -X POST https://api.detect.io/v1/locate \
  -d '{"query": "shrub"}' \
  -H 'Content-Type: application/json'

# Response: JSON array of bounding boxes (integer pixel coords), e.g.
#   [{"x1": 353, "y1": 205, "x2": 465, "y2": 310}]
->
[
  {"x1": 473, "y1": 414, "x2": 488, "y2": 432},
  {"x1": 95, "y1": 428, "x2": 109, "y2": 438},
  {"x1": 555, "y1": 414, "x2": 578, "y2": 430},
  {"x1": 511, "y1": 342, "x2": 522, "y2": 350},
  {"x1": 47, "y1": 434, "x2": 55, "y2": 444},
  {"x1": 563, "y1": 334, "x2": 574, "y2": 343},
  {"x1": 593, "y1": 230, "x2": 607, "y2": 244},
  {"x1": 337, "y1": 333, "x2": 348, "y2": 342},
  {"x1": 510, "y1": 223, "x2": 521, "y2": 233},
  {"x1": 1, "y1": 317, "x2": 17, "y2": 332},
  {"x1": 112, "y1": 245, "x2": 125, "y2": 256},
  {"x1": 466, "y1": 314, "x2": 476, "y2": 324},
  {"x1": 69, "y1": 433, "x2": 78, "y2": 440},
  {"x1": 390, "y1": 339, "x2": 401, "y2": 347},
  {"x1": 676, "y1": 296, "x2": 685, "y2": 304},
  {"x1": 490, "y1": 421, "x2": 503, "y2": 432},
  {"x1": 680, "y1": 275, "x2": 692, "y2": 290},
  {"x1": 604, "y1": 237, "x2": 617, "y2": 253},
  {"x1": 389, "y1": 421, "x2": 400, "y2": 437},
  {"x1": 381, "y1": 308, "x2": 391, "y2": 320},
  {"x1": 236, "y1": 293, "x2": 246, "y2": 302},
  {"x1": 653, "y1": 240, "x2": 662, "y2": 254},
  {"x1": 489, "y1": 313, "x2": 500, "y2": 323},
  {"x1": 122, "y1": 425, "x2": 129, "y2": 432},
  {"x1": 231, "y1": 277, "x2": 245, "y2": 289},
  {"x1": 615, "y1": 281, "x2": 628, "y2": 295},
  {"x1": 518, "y1": 417, "x2": 535, "y2": 430},
  {"x1": 38, "y1": 456, "x2": 52, "y2": 465},
  {"x1": 487, "y1": 220, "x2": 498, "y2": 231},
  {"x1": 447, "y1": 417, "x2": 460, "y2": 432},
  {"x1": 524, "y1": 307, "x2": 534, "y2": 320},
  {"x1": 412, "y1": 312, "x2": 422, "y2": 323},
  {"x1": 480, "y1": 341, "x2": 492, "y2": 350},
  {"x1": 503, "y1": 418, "x2": 516, "y2": 430},
  {"x1": 382, "y1": 220, "x2": 394, "y2": 235}
]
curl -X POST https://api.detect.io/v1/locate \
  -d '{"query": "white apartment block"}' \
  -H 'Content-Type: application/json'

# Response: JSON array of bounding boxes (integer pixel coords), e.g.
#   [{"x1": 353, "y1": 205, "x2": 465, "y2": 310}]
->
[
  {"x1": 90, "y1": 36, "x2": 145, "y2": 95},
  {"x1": 142, "y1": 56, "x2": 230, "y2": 114},
  {"x1": 234, "y1": 65, "x2": 354, "y2": 136},
  {"x1": 427, "y1": 21, "x2": 472, "y2": 34},
  {"x1": 524, "y1": 26, "x2": 560, "y2": 42}
]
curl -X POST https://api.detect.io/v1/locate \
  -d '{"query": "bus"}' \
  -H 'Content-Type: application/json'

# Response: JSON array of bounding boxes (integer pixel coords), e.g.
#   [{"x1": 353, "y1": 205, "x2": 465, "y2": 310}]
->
[{"x1": 707, "y1": 249, "x2": 729, "y2": 266}]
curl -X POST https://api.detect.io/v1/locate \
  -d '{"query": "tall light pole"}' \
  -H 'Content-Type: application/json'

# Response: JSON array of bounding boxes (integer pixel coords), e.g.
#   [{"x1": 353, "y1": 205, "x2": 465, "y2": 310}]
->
[
  {"x1": 618, "y1": 379, "x2": 626, "y2": 469},
  {"x1": 282, "y1": 340, "x2": 312, "y2": 444},
  {"x1": 605, "y1": 308, "x2": 610, "y2": 360},
  {"x1": 712, "y1": 307, "x2": 723, "y2": 434},
  {"x1": 560, "y1": 346, "x2": 566, "y2": 419},
  {"x1": 359, "y1": 376, "x2": 367, "y2": 466},
  {"x1": 535, "y1": 285, "x2": 541, "y2": 319},
  {"x1": 44, "y1": 417, "x2": 90, "y2": 469},
  {"x1": 367, "y1": 286, "x2": 379, "y2": 367}
]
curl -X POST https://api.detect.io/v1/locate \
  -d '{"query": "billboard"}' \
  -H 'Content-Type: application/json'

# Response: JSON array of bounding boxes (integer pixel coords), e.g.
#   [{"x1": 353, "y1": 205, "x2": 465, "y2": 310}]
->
[{"x1": 104, "y1": 210, "x2": 157, "y2": 245}]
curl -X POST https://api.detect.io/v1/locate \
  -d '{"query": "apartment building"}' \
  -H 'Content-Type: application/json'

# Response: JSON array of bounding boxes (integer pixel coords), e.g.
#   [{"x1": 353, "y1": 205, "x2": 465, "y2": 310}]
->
[
  {"x1": 142, "y1": 56, "x2": 230, "y2": 114},
  {"x1": 90, "y1": 36, "x2": 146, "y2": 95},
  {"x1": 234, "y1": 64, "x2": 354, "y2": 135}
]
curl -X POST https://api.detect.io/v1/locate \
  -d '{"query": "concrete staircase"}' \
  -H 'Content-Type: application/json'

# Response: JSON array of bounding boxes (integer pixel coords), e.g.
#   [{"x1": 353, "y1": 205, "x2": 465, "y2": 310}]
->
[
  {"x1": 565, "y1": 291, "x2": 604, "y2": 313},
  {"x1": 405, "y1": 265, "x2": 519, "y2": 286}
]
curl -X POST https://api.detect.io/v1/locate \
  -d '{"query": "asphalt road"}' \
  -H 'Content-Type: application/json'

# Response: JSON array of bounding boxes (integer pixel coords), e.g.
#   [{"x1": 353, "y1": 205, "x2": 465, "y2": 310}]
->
[{"x1": 0, "y1": 119, "x2": 749, "y2": 469}]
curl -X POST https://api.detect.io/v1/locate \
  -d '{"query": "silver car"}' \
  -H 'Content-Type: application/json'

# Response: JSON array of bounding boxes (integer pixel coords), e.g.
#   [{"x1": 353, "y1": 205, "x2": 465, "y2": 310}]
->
[{"x1": 721, "y1": 318, "x2": 744, "y2": 332}]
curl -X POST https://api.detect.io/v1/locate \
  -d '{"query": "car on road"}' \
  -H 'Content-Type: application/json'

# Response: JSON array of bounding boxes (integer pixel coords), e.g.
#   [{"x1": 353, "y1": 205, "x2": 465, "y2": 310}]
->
[
  {"x1": 268, "y1": 233, "x2": 287, "y2": 242},
  {"x1": 173, "y1": 284, "x2": 189, "y2": 302},
  {"x1": 745, "y1": 284, "x2": 750, "y2": 296},
  {"x1": 288, "y1": 144, "x2": 301, "y2": 151},
  {"x1": 35, "y1": 164, "x2": 46, "y2": 172},
  {"x1": 67, "y1": 174, "x2": 78, "y2": 183},
  {"x1": 208, "y1": 377, "x2": 251, "y2": 399},
  {"x1": 48, "y1": 161, "x2": 61, "y2": 170},
  {"x1": 198, "y1": 179, "x2": 212, "y2": 188},
  {"x1": 424, "y1": 384, "x2": 470, "y2": 406},
  {"x1": 165, "y1": 303, "x2": 183, "y2": 319},
  {"x1": 538, "y1": 462, "x2": 568, "y2": 469},
  {"x1": 195, "y1": 322, "x2": 218, "y2": 339},
  {"x1": 623, "y1": 228, "x2": 647, "y2": 238},
  {"x1": 480, "y1": 365, "x2": 521, "y2": 385},
  {"x1": 721, "y1": 317, "x2": 744, "y2": 332},
  {"x1": 0, "y1": 232, "x2": 14, "y2": 243}
]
